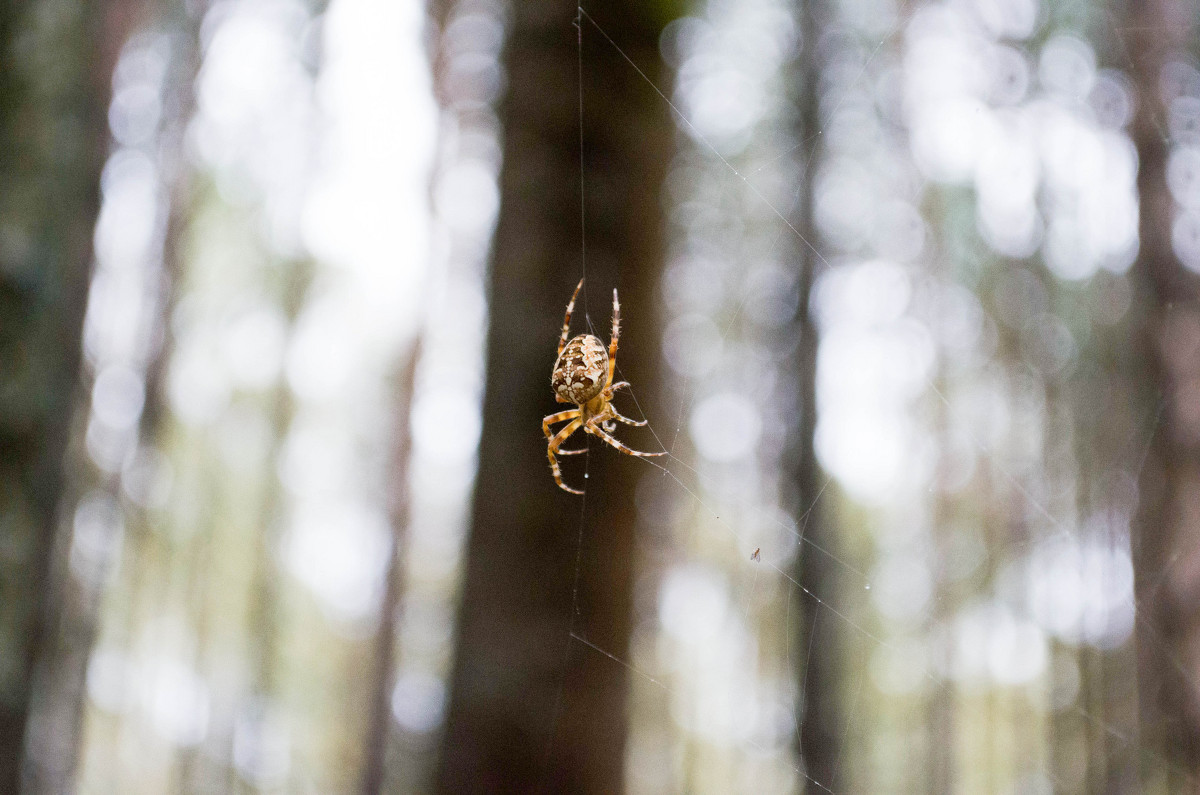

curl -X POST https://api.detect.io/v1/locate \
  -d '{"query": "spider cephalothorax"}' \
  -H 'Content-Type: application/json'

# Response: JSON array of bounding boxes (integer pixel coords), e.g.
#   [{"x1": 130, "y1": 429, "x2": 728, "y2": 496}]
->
[{"x1": 543, "y1": 279, "x2": 665, "y2": 494}]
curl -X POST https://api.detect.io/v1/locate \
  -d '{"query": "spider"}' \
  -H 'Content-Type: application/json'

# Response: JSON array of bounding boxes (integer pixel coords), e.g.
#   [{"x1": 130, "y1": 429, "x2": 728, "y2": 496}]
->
[{"x1": 543, "y1": 279, "x2": 665, "y2": 494}]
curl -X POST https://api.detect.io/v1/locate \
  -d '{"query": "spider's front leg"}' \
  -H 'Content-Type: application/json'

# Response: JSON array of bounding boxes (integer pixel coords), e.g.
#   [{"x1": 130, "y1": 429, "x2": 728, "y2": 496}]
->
[
  {"x1": 548, "y1": 417, "x2": 586, "y2": 494},
  {"x1": 543, "y1": 408, "x2": 587, "y2": 455}
]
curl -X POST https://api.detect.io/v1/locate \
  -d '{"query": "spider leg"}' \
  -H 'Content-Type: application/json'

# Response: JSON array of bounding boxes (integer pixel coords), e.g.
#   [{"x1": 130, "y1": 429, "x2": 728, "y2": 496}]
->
[
  {"x1": 607, "y1": 288, "x2": 619, "y2": 388},
  {"x1": 585, "y1": 419, "x2": 666, "y2": 459},
  {"x1": 543, "y1": 409, "x2": 580, "y2": 439},
  {"x1": 548, "y1": 417, "x2": 586, "y2": 494},
  {"x1": 602, "y1": 383, "x2": 647, "y2": 426},
  {"x1": 558, "y1": 279, "x2": 584, "y2": 357},
  {"x1": 544, "y1": 408, "x2": 586, "y2": 454},
  {"x1": 610, "y1": 407, "x2": 647, "y2": 427}
]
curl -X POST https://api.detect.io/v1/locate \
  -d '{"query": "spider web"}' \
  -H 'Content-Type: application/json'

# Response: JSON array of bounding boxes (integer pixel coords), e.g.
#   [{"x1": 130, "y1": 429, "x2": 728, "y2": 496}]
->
[
  {"x1": 58, "y1": 0, "x2": 1200, "y2": 790},
  {"x1": 550, "y1": 9, "x2": 888, "y2": 790},
  {"x1": 540, "y1": 1, "x2": 1196, "y2": 792}
]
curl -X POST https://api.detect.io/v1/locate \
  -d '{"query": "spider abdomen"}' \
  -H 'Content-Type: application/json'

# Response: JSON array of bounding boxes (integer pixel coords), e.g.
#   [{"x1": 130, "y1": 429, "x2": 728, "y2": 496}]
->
[{"x1": 552, "y1": 334, "x2": 608, "y2": 404}]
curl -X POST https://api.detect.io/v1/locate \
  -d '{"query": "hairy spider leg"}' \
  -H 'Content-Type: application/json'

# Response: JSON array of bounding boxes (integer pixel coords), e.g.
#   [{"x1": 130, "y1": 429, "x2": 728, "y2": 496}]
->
[
  {"x1": 543, "y1": 409, "x2": 579, "y2": 437},
  {"x1": 558, "y1": 278, "x2": 584, "y2": 358},
  {"x1": 609, "y1": 408, "x2": 646, "y2": 427},
  {"x1": 556, "y1": 446, "x2": 588, "y2": 455},
  {"x1": 584, "y1": 418, "x2": 666, "y2": 459},
  {"x1": 605, "y1": 381, "x2": 646, "y2": 426},
  {"x1": 543, "y1": 409, "x2": 586, "y2": 455},
  {"x1": 607, "y1": 288, "x2": 620, "y2": 388},
  {"x1": 548, "y1": 417, "x2": 586, "y2": 494}
]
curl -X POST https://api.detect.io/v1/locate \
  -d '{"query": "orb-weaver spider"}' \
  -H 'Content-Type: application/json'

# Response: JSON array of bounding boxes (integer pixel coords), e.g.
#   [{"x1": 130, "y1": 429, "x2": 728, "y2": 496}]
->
[{"x1": 543, "y1": 279, "x2": 665, "y2": 494}]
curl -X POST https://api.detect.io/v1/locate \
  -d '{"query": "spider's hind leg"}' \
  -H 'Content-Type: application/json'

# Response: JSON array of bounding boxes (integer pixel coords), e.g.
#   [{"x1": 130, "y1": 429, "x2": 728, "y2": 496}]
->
[{"x1": 557, "y1": 446, "x2": 587, "y2": 455}]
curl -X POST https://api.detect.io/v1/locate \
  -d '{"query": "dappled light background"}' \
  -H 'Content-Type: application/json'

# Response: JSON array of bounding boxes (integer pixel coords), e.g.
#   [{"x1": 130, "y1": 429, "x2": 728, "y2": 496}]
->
[{"x1": 7, "y1": 0, "x2": 1200, "y2": 791}]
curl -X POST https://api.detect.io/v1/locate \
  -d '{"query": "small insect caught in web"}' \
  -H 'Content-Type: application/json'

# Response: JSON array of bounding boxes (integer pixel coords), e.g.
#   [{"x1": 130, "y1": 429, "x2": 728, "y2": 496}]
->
[
  {"x1": 750, "y1": 548, "x2": 761, "y2": 562},
  {"x1": 542, "y1": 279, "x2": 665, "y2": 494}
]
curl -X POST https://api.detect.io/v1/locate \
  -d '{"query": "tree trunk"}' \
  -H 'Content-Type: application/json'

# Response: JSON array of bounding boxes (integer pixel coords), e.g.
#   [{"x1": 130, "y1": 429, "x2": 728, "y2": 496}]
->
[
  {"x1": 0, "y1": 0, "x2": 141, "y2": 788},
  {"x1": 789, "y1": 0, "x2": 842, "y2": 787},
  {"x1": 434, "y1": 2, "x2": 676, "y2": 791},
  {"x1": 1125, "y1": 0, "x2": 1200, "y2": 784}
]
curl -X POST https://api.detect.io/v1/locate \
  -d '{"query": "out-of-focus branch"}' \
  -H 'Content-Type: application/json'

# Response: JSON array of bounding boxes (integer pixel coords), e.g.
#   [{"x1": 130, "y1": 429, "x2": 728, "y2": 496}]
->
[{"x1": 361, "y1": 338, "x2": 421, "y2": 795}]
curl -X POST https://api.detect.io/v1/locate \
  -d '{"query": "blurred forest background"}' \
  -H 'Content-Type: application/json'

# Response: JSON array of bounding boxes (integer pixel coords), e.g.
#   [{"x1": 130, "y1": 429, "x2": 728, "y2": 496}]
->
[{"x1": 4, "y1": 0, "x2": 1200, "y2": 791}]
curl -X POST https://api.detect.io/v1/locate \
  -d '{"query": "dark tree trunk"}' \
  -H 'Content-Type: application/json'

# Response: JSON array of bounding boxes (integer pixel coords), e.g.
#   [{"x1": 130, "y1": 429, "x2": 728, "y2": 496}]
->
[
  {"x1": 789, "y1": 0, "x2": 842, "y2": 788},
  {"x1": 20, "y1": 3, "x2": 205, "y2": 790},
  {"x1": 434, "y1": 2, "x2": 676, "y2": 792},
  {"x1": 0, "y1": 0, "x2": 141, "y2": 788},
  {"x1": 1125, "y1": 0, "x2": 1200, "y2": 784}
]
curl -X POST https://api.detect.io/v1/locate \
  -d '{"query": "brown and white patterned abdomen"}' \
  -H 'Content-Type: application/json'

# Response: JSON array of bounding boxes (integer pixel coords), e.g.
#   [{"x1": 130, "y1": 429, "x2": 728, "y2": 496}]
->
[{"x1": 552, "y1": 334, "x2": 608, "y2": 404}]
